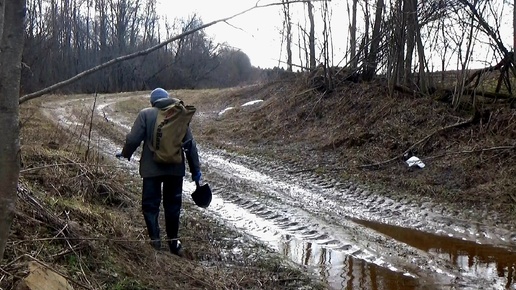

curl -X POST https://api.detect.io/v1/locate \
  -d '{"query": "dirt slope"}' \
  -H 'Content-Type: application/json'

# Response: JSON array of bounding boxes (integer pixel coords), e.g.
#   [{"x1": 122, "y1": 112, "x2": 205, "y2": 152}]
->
[
  {"x1": 3, "y1": 73, "x2": 515, "y2": 290},
  {"x1": 185, "y1": 76, "x2": 516, "y2": 230}
]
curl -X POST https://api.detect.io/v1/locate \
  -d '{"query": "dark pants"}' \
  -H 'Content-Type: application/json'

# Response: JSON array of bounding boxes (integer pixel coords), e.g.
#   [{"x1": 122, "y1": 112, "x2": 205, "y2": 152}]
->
[{"x1": 142, "y1": 175, "x2": 183, "y2": 248}]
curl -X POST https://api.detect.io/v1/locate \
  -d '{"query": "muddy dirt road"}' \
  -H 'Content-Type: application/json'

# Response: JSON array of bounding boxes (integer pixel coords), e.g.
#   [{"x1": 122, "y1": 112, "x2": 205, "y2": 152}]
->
[{"x1": 43, "y1": 94, "x2": 516, "y2": 290}]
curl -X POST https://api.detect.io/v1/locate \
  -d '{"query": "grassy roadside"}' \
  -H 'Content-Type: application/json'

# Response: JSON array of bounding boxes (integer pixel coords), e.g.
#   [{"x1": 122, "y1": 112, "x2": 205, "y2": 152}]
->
[
  {"x1": 1, "y1": 96, "x2": 325, "y2": 290},
  {"x1": 6, "y1": 73, "x2": 514, "y2": 289},
  {"x1": 171, "y1": 79, "x2": 516, "y2": 230},
  {"x1": 107, "y1": 83, "x2": 516, "y2": 229}
]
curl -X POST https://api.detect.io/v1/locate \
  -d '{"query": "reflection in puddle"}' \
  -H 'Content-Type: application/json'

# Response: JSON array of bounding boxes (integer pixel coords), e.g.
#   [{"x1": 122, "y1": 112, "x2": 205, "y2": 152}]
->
[
  {"x1": 353, "y1": 218, "x2": 516, "y2": 289},
  {"x1": 206, "y1": 189, "x2": 422, "y2": 290},
  {"x1": 278, "y1": 235, "x2": 419, "y2": 290}
]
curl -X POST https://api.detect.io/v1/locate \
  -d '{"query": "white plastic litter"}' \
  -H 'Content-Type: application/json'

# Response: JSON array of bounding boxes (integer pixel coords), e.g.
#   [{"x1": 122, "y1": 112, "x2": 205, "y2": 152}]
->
[{"x1": 405, "y1": 156, "x2": 425, "y2": 168}]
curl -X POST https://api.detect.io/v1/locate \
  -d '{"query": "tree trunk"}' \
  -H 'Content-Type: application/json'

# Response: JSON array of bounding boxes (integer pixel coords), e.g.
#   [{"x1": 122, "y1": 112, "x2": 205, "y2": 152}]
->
[
  {"x1": 404, "y1": 0, "x2": 415, "y2": 86},
  {"x1": 363, "y1": 0, "x2": 384, "y2": 81},
  {"x1": 349, "y1": 0, "x2": 358, "y2": 68},
  {"x1": 387, "y1": 0, "x2": 406, "y2": 93},
  {"x1": 0, "y1": 0, "x2": 26, "y2": 260},
  {"x1": 412, "y1": 0, "x2": 428, "y2": 93},
  {"x1": 282, "y1": 0, "x2": 292, "y2": 72},
  {"x1": 0, "y1": 1, "x2": 4, "y2": 42},
  {"x1": 307, "y1": 0, "x2": 316, "y2": 69}
]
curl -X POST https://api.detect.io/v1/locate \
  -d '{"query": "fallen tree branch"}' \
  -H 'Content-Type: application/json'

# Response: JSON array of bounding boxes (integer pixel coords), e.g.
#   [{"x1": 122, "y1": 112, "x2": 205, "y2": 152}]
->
[
  {"x1": 422, "y1": 145, "x2": 515, "y2": 161},
  {"x1": 10, "y1": 236, "x2": 185, "y2": 245},
  {"x1": 18, "y1": 0, "x2": 322, "y2": 105},
  {"x1": 443, "y1": 88, "x2": 514, "y2": 100},
  {"x1": 17, "y1": 184, "x2": 89, "y2": 246},
  {"x1": 359, "y1": 116, "x2": 475, "y2": 169},
  {"x1": 19, "y1": 163, "x2": 125, "y2": 173}
]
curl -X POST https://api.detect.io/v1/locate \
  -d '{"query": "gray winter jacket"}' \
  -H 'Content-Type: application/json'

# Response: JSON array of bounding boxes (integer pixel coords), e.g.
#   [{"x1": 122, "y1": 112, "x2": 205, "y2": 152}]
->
[{"x1": 121, "y1": 98, "x2": 201, "y2": 178}]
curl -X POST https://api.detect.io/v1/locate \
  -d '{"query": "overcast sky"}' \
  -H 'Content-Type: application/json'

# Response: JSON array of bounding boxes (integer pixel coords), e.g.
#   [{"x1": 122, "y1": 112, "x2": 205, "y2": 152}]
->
[
  {"x1": 156, "y1": 1, "x2": 512, "y2": 70},
  {"x1": 156, "y1": 0, "x2": 348, "y2": 69}
]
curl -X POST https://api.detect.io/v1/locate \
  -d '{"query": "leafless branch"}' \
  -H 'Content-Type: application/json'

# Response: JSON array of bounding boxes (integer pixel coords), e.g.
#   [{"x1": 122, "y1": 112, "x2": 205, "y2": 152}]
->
[
  {"x1": 19, "y1": 0, "x2": 325, "y2": 104},
  {"x1": 359, "y1": 115, "x2": 475, "y2": 168}
]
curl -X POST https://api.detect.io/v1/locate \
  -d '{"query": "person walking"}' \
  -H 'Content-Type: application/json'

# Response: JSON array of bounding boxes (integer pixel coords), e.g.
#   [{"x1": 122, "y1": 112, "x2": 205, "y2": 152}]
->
[{"x1": 116, "y1": 88, "x2": 202, "y2": 257}]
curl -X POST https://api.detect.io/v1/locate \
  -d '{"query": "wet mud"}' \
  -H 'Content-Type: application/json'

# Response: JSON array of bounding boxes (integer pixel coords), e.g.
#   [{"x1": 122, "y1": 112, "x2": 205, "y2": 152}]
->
[{"x1": 42, "y1": 95, "x2": 516, "y2": 290}]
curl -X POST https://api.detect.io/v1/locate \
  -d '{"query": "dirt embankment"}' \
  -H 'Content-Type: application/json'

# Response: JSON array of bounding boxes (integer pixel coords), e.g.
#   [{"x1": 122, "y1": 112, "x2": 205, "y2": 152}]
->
[
  {"x1": 3, "y1": 73, "x2": 515, "y2": 290},
  {"x1": 188, "y1": 76, "x2": 516, "y2": 230}
]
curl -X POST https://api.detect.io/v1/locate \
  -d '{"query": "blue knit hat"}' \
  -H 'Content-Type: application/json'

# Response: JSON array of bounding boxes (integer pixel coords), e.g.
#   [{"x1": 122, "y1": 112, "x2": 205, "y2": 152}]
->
[{"x1": 150, "y1": 88, "x2": 169, "y2": 105}]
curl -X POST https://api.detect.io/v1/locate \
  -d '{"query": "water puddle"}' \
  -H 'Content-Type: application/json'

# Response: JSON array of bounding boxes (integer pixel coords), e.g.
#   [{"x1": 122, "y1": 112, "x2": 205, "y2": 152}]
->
[
  {"x1": 206, "y1": 187, "x2": 422, "y2": 290},
  {"x1": 278, "y1": 237, "x2": 421, "y2": 290},
  {"x1": 353, "y1": 218, "x2": 516, "y2": 289}
]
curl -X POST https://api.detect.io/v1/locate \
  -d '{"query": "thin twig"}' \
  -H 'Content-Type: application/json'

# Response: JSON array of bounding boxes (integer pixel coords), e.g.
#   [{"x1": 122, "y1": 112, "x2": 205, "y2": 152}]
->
[
  {"x1": 20, "y1": 163, "x2": 125, "y2": 173},
  {"x1": 287, "y1": 168, "x2": 316, "y2": 174},
  {"x1": 422, "y1": 145, "x2": 515, "y2": 161},
  {"x1": 10, "y1": 236, "x2": 185, "y2": 245},
  {"x1": 359, "y1": 116, "x2": 474, "y2": 168},
  {"x1": 34, "y1": 224, "x2": 69, "y2": 259},
  {"x1": 508, "y1": 192, "x2": 516, "y2": 203},
  {"x1": 85, "y1": 93, "x2": 98, "y2": 160},
  {"x1": 61, "y1": 230, "x2": 95, "y2": 289}
]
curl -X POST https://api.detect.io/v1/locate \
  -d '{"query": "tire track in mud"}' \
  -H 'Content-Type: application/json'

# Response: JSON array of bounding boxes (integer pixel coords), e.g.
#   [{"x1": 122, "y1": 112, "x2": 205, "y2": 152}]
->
[
  {"x1": 213, "y1": 149, "x2": 516, "y2": 248},
  {"x1": 200, "y1": 148, "x2": 508, "y2": 289},
  {"x1": 42, "y1": 95, "x2": 516, "y2": 290}
]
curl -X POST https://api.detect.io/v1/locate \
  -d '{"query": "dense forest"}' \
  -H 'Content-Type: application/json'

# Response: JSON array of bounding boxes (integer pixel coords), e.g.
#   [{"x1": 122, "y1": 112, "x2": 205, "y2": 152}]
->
[
  {"x1": 18, "y1": 0, "x2": 516, "y2": 108},
  {"x1": 21, "y1": 0, "x2": 268, "y2": 94}
]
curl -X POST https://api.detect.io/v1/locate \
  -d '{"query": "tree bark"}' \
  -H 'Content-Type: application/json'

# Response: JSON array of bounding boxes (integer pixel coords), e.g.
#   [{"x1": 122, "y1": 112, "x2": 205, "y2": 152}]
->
[
  {"x1": 349, "y1": 0, "x2": 358, "y2": 69},
  {"x1": 363, "y1": 0, "x2": 384, "y2": 81},
  {"x1": 412, "y1": 0, "x2": 428, "y2": 93},
  {"x1": 0, "y1": 1, "x2": 5, "y2": 42},
  {"x1": 307, "y1": 0, "x2": 316, "y2": 69},
  {"x1": 282, "y1": 0, "x2": 293, "y2": 72},
  {"x1": 404, "y1": 0, "x2": 415, "y2": 85},
  {"x1": 0, "y1": 0, "x2": 26, "y2": 260}
]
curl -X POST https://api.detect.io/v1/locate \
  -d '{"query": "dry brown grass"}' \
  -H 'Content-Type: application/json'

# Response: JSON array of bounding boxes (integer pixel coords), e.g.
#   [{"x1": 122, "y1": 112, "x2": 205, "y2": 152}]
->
[
  {"x1": 181, "y1": 74, "x2": 516, "y2": 227},
  {"x1": 1, "y1": 98, "x2": 324, "y2": 290},
  {"x1": 7, "y1": 74, "x2": 514, "y2": 289}
]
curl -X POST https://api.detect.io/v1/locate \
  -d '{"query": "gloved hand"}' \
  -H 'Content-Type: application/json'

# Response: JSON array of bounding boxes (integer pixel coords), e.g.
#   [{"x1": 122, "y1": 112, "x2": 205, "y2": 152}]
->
[
  {"x1": 115, "y1": 152, "x2": 130, "y2": 161},
  {"x1": 192, "y1": 171, "x2": 202, "y2": 183}
]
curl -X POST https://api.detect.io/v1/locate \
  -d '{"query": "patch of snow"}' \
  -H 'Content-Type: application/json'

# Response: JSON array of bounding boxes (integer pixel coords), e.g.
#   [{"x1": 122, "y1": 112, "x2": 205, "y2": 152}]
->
[
  {"x1": 241, "y1": 100, "x2": 263, "y2": 107},
  {"x1": 217, "y1": 100, "x2": 263, "y2": 116},
  {"x1": 218, "y1": 107, "x2": 234, "y2": 116}
]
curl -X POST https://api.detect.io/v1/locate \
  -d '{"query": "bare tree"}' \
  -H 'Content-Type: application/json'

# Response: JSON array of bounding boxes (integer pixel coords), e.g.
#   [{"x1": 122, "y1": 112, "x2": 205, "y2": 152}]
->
[
  {"x1": 363, "y1": 0, "x2": 384, "y2": 81},
  {"x1": 349, "y1": 0, "x2": 359, "y2": 69},
  {"x1": 412, "y1": 0, "x2": 428, "y2": 93},
  {"x1": 282, "y1": 0, "x2": 293, "y2": 72},
  {"x1": 0, "y1": 0, "x2": 26, "y2": 260},
  {"x1": 307, "y1": 0, "x2": 316, "y2": 69}
]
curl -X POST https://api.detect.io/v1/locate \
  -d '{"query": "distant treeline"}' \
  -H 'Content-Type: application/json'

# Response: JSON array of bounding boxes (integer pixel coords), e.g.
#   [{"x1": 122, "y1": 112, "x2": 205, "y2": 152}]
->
[{"x1": 21, "y1": 0, "x2": 277, "y2": 95}]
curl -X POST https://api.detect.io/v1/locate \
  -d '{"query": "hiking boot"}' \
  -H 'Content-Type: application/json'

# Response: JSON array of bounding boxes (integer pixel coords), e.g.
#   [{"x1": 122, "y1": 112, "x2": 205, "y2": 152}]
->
[
  {"x1": 169, "y1": 240, "x2": 184, "y2": 257},
  {"x1": 150, "y1": 239, "x2": 161, "y2": 251}
]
